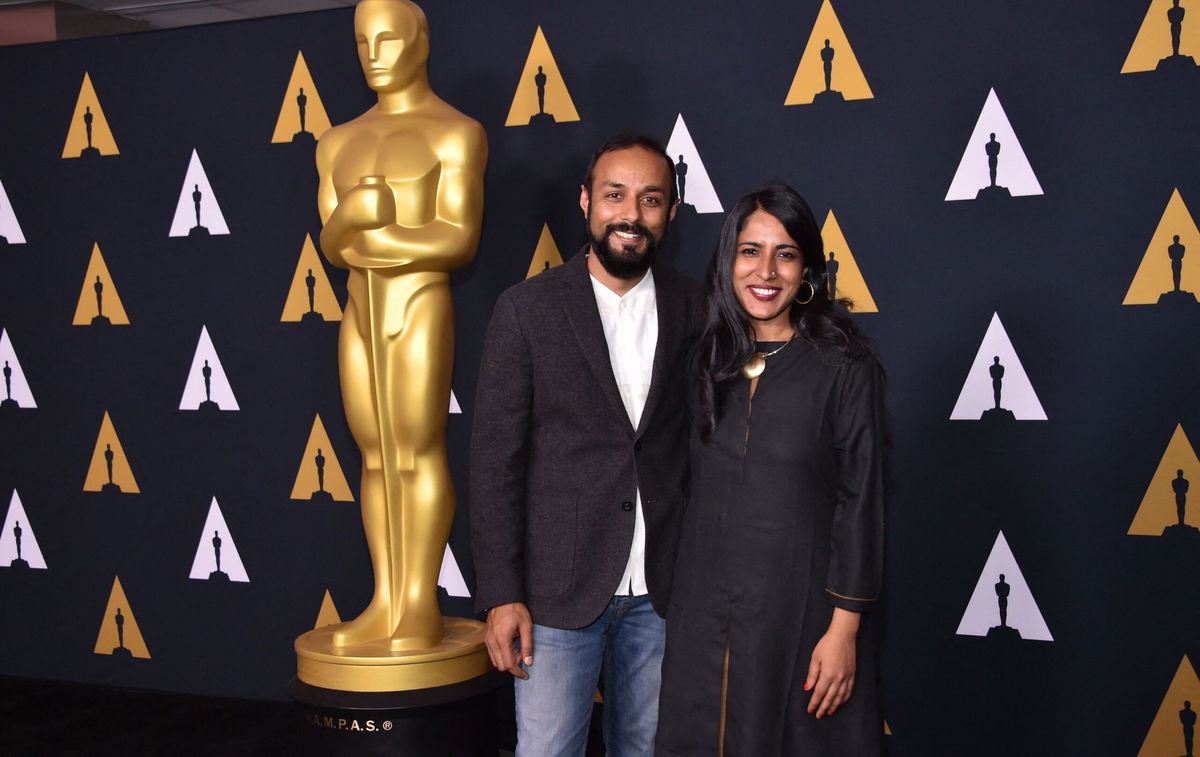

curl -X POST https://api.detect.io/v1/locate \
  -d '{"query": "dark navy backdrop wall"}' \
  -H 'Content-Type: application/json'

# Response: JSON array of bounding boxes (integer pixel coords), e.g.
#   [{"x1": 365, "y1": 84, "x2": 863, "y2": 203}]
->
[{"x1": 0, "y1": 3, "x2": 1197, "y2": 755}]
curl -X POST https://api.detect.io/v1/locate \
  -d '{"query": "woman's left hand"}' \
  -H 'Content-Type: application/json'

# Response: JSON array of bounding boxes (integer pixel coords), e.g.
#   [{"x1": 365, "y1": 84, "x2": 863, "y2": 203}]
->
[{"x1": 804, "y1": 608, "x2": 860, "y2": 718}]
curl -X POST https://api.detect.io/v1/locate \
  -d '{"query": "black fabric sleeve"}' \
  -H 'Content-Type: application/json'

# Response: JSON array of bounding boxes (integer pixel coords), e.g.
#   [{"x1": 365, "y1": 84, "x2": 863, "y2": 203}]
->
[
  {"x1": 825, "y1": 355, "x2": 887, "y2": 612},
  {"x1": 468, "y1": 291, "x2": 534, "y2": 613}
]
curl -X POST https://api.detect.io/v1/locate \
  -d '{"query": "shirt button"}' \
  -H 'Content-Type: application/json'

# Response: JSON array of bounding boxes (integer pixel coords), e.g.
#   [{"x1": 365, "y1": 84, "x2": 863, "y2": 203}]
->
[
  {"x1": 621, "y1": 501, "x2": 634, "y2": 512},
  {"x1": 634, "y1": 440, "x2": 643, "y2": 452}
]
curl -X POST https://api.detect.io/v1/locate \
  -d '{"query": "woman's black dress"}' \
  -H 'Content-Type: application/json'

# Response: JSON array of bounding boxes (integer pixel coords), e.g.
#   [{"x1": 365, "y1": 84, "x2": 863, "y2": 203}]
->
[{"x1": 656, "y1": 339, "x2": 886, "y2": 756}]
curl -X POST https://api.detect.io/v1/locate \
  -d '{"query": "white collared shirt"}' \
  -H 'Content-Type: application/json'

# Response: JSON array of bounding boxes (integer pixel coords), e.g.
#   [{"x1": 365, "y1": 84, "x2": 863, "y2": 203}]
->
[{"x1": 590, "y1": 268, "x2": 658, "y2": 596}]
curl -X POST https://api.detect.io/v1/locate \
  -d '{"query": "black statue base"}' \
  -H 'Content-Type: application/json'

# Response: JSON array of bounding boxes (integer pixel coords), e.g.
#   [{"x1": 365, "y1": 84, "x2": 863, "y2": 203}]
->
[
  {"x1": 980, "y1": 407, "x2": 1016, "y2": 423},
  {"x1": 528, "y1": 111, "x2": 556, "y2": 126},
  {"x1": 292, "y1": 131, "x2": 316, "y2": 145},
  {"x1": 189, "y1": 225, "x2": 210, "y2": 237},
  {"x1": 986, "y1": 624, "x2": 1022, "y2": 640},
  {"x1": 289, "y1": 672, "x2": 503, "y2": 757},
  {"x1": 9, "y1": 558, "x2": 29, "y2": 569},
  {"x1": 976, "y1": 184, "x2": 1012, "y2": 200},
  {"x1": 0, "y1": 398, "x2": 19, "y2": 410},
  {"x1": 79, "y1": 146, "x2": 102, "y2": 159},
  {"x1": 1156, "y1": 54, "x2": 1197, "y2": 71},
  {"x1": 0, "y1": 235, "x2": 8, "y2": 245},
  {"x1": 812, "y1": 89, "x2": 845, "y2": 104},
  {"x1": 301, "y1": 310, "x2": 326, "y2": 324},
  {"x1": 1161, "y1": 523, "x2": 1200, "y2": 542},
  {"x1": 1157, "y1": 289, "x2": 1198, "y2": 305},
  {"x1": 208, "y1": 570, "x2": 230, "y2": 582},
  {"x1": 90, "y1": 315, "x2": 111, "y2": 326},
  {"x1": 309, "y1": 490, "x2": 335, "y2": 505},
  {"x1": 197, "y1": 400, "x2": 222, "y2": 415},
  {"x1": 100, "y1": 482, "x2": 123, "y2": 494},
  {"x1": 111, "y1": 646, "x2": 132, "y2": 658}
]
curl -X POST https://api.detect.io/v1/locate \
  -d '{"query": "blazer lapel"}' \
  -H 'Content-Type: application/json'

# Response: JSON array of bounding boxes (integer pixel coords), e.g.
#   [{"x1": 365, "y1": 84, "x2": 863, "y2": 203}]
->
[
  {"x1": 560, "y1": 249, "x2": 633, "y2": 431},
  {"x1": 636, "y1": 265, "x2": 684, "y2": 437}
]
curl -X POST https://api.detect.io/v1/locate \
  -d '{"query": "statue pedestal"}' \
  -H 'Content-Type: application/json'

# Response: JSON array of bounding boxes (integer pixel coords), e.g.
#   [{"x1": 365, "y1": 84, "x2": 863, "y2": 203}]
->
[
  {"x1": 295, "y1": 616, "x2": 491, "y2": 693},
  {"x1": 291, "y1": 619, "x2": 501, "y2": 756}
]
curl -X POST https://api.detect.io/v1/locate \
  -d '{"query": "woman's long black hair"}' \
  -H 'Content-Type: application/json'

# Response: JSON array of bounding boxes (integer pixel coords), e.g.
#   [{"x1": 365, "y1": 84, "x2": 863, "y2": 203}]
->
[{"x1": 696, "y1": 182, "x2": 870, "y2": 441}]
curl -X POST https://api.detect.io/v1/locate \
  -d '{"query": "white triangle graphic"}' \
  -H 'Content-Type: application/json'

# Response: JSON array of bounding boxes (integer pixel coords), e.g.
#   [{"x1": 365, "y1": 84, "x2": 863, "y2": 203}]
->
[
  {"x1": 950, "y1": 313, "x2": 1046, "y2": 421},
  {"x1": 169, "y1": 149, "x2": 229, "y2": 237},
  {"x1": 664, "y1": 114, "x2": 723, "y2": 214},
  {"x1": 0, "y1": 490, "x2": 47, "y2": 569},
  {"x1": 188, "y1": 497, "x2": 249, "y2": 582},
  {"x1": 449, "y1": 389, "x2": 462, "y2": 415},
  {"x1": 945, "y1": 88, "x2": 1043, "y2": 201},
  {"x1": 0, "y1": 329, "x2": 36, "y2": 408},
  {"x1": 956, "y1": 531, "x2": 1052, "y2": 641},
  {"x1": 438, "y1": 544, "x2": 470, "y2": 597},
  {"x1": 179, "y1": 326, "x2": 240, "y2": 411},
  {"x1": 0, "y1": 179, "x2": 26, "y2": 244}
]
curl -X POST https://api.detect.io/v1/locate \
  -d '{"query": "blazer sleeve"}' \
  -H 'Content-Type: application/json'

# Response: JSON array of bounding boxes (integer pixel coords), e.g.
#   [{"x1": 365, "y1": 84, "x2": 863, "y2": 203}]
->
[
  {"x1": 469, "y1": 291, "x2": 534, "y2": 613},
  {"x1": 825, "y1": 355, "x2": 887, "y2": 613}
]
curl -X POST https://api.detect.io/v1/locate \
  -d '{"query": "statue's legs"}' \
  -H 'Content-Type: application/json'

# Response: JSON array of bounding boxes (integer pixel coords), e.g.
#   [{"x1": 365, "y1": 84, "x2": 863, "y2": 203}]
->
[
  {"x1": 387, "y1": 280, "x2": 454, "y2": 651},
  {"x1": 332, "y1": 299, "x2": 395, "y2": 647}
]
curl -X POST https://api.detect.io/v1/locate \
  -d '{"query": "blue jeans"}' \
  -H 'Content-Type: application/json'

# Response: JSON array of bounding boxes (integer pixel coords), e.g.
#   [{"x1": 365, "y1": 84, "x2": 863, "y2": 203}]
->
[{"x1": 514, "y1": 594, "x2": 666, "y2": 757}]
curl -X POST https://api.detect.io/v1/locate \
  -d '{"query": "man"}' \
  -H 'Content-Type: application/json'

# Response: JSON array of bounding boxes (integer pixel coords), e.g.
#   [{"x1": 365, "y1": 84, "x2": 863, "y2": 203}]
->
[{"x1": 471, "y1": 134, "x2": 698, "y2": 755}]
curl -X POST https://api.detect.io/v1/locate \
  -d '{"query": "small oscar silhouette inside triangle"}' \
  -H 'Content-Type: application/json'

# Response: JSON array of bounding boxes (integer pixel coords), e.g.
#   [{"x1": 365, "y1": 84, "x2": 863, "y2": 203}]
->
[
  {"x1": 506, "y1": 27, "x2": 580, "y2": 127},
  {"x1": 272, "y1": 52, "x2": 333, "y2": 144},
  {"x1": 291, "y1": 415, "x2": 354, "y2": 503},
  {"x1": 1129, "y1": 424, "x2": 1200, "y2": 542},
  {"x1": 94, "y1": 576, "x2": 150, "y2": 659},
  {"x1": 84, "y1": 412, "x2": 139, "y2": 495},
  {"x1": 1, "y1": 491, "x2": 46, "y2": 570},
  {"x1": 665, "y1": 114, "x2": 723, "y2": 215},
  {"x1": 820, "y1": 211, "x2": 877, "y2": 312},
  {"x1": 956, "y1": 531, "x2": 1053, "y2": 641},
  {"x1": 73, "y1": 243, "x2": 130, "y2": 326},
  {"x1": 281, "y1": 235, "x2": 342, "y2": 323},
  {"x1": 1124, "y1": 190, "x2": 1200, "y2": 308},
  {"x1": 1137, "y1": 656, "x2": 1200, "y2": 757},
  {"x1": 62, "y1": 73, "x2": 119, "y2": 159},
  {"x1": 0, "y1": 179, "x2": 26, "y2": 245},
  {"x1": 784, "y1": 0, "x2": 873, "y2": 106},
  {"x1": 1123, "y1": 0, "x2": 1200, "y2": 73},
  {"x1": 0, "y1": 329, "x2": 36, "y2": 411},
  {"x1": 525, "y1": 224, "x2": 563, "y2": 279}
]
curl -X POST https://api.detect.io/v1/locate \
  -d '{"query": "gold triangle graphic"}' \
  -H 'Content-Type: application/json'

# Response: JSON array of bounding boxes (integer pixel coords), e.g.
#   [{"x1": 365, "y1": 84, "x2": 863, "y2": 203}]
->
[
  {"x1": 1123, "y1": 189, "x2": 1200, "y2": 304},
  {"x1": 525, "y1": 224, "x2": 564, "y2": 279},
  {"x1": 1128, "y1": 424, "x2": 1200, "y2": 535},
  {"x1": 271, "y1": 51, "x2": 333, "y2": 143},
  {"x1": 1122, "y1": 0, "x2": 1200, "y2": 73},
  {"x1": 505, "y1": 26, "x2": 580, "y2": 126},
  {"x1": 281, "y1": 235, "x2": 342, "y2": 322},
  {"x1": 820, "y1": 210, "x2": 878, "y2": 312},
  {"x1": 93, "y1": 576, "x2": 150, "y2": 658},
  {"x1": 290, "y1": 414, "x2": 354, "y2": 502},
  {"x1": 1137, "y1": 656, "x2": 1200, "y2": 756},
  {"x1": 883, "y1": 720, "x2": 892, "y2": 735},
  {"x1": 314, "y1": 589, "x2": 342, "y2": 630},
  {"x1": 83, "y1": 412, "x2": 139, "y2": 493},
  {"x1": 73, "y1": 243, "x2": 130, "y2": 325},
  {"x1": 785, "y1": 0, "x2": 874, "y2": 105},
  {"x1": 62, "y1": 73, "x2": 119, "y2": 158}
]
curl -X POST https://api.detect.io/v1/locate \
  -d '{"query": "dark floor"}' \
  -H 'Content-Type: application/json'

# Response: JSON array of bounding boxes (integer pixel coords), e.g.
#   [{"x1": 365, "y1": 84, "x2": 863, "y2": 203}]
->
[{"x1": 0, "y1": 676, "x2": 605, "y2": 756}]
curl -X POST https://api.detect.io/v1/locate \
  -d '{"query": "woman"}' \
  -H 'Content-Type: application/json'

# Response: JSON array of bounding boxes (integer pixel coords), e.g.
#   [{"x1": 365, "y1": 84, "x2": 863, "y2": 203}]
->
[{"x1": 656, "y1": 183, "x2": 885, "y2": 756}]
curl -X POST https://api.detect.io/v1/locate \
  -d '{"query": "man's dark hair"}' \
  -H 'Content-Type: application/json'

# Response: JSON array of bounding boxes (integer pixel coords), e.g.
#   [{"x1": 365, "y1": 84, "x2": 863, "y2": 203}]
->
[{"x1": 581, "y1": 134, "x2": 678, "y2": 208}]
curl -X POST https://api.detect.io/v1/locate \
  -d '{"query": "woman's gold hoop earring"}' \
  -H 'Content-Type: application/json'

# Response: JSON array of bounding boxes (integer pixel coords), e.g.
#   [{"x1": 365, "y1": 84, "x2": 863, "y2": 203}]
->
[{"x1": 794, "y1": 280, "x2": 816, "y2": 305}]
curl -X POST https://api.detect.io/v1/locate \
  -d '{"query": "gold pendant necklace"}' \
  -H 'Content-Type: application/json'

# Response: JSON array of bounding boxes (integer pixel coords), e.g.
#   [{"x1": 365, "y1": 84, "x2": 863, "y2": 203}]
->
[{"x1": 740, "y1": 333, "x2": 795, "y2": 379}]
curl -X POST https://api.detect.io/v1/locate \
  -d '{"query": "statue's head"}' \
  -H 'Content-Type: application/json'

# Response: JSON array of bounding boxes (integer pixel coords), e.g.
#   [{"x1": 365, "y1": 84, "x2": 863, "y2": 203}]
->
[{"x1": 355, "y1": 0, "x2": 430, "y2": 92}]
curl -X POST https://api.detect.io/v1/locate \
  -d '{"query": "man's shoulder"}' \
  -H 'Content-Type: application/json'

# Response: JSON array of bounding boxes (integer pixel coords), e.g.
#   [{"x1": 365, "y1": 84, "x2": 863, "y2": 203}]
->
[{"x1": 494, "y1": 253, "x2": 579, "y2": 308}]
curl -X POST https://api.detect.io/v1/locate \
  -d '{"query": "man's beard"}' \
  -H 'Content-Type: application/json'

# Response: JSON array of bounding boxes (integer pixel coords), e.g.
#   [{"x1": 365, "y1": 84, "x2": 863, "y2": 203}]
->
[{"x1": 588, "y1": 219, "x2": 664, "y2": 280}]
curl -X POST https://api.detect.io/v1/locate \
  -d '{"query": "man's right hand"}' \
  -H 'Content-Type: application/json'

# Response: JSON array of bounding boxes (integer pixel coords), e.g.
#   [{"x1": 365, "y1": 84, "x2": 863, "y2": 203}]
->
[{"x1": 484, "y1": 602, "x2": 533, "y2": 679}]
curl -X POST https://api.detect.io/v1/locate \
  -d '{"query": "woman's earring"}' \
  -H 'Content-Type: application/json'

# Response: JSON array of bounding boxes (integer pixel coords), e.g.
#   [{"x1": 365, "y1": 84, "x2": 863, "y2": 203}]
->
[{"x1": 795, "y1": 280, "x2": 816, "y2": 305}]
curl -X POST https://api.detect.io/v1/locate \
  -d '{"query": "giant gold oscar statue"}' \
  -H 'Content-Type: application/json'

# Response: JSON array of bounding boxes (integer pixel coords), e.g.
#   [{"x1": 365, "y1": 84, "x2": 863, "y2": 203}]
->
[{"x1": 294, "y1": 0, "x2": 489, "y2": 694}]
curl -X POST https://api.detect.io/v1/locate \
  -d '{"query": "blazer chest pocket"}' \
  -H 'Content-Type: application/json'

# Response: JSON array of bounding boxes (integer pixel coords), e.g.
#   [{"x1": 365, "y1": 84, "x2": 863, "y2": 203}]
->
[{"x1": 526, "y1": 496, "x2": 577, "y2": 597}]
